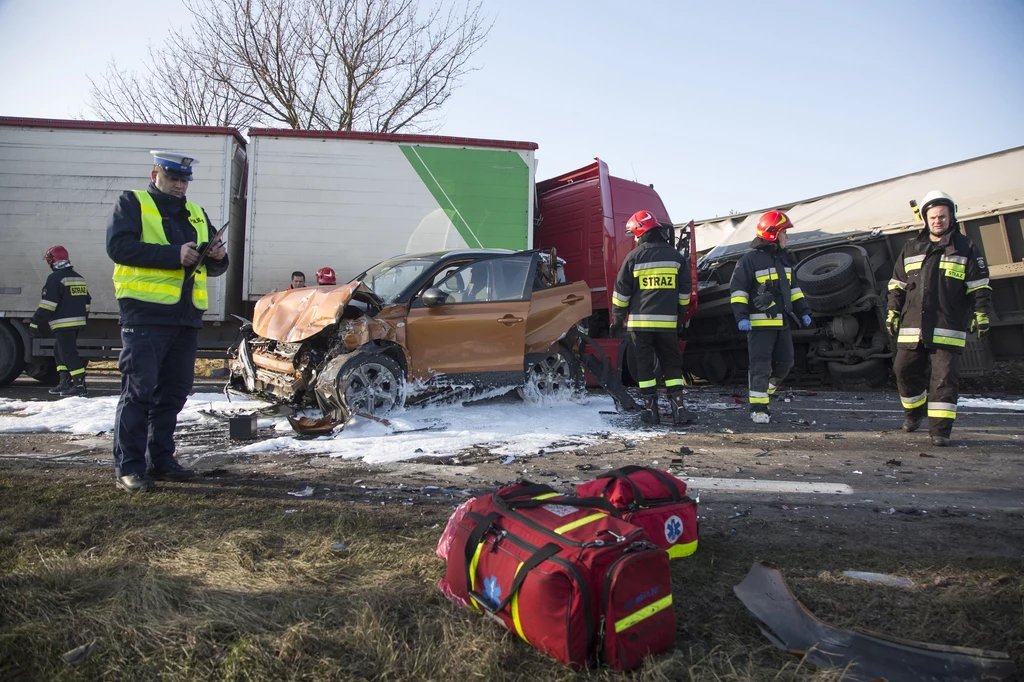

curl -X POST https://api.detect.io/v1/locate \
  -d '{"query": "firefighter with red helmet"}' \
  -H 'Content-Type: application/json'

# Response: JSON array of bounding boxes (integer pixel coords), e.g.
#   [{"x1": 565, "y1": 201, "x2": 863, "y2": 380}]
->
[
  {"x1": 729, "y1": 210, "x2": 813, "y2": 423},
  {"x1": 316, "y1": 267, "x2": 337, "y2": 285},
  {"x1": 30, "y1": 246, "x2": 91, "y2": 396},
  {"x1": 611, "y1": 210, "x2": 695, "y2": 426},
  {"x1": 886, "y1": 190, "x2": 992, "y2": 446}
]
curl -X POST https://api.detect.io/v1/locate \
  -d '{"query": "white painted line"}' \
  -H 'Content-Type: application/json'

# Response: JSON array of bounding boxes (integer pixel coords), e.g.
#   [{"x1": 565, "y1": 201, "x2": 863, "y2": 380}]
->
[
  {"x1": 786, "y1": 407, "x2": 1022, "y2": 416},
  {"x1": 685, "y1": 477, "x2": 853, "y2": 495}
]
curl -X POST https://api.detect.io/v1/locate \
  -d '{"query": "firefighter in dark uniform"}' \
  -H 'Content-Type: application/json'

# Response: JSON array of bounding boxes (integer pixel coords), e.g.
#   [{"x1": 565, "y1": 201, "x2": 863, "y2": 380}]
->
[
  {"x1": 106, "y1": 151, "x2": 229, "y2": 493},
  {"x1": 30, "y1": 245, "x2": 91, "y2": 397},
  {"x1": 611, "y1": 210, "x2": 695, "y2": 426},
  {"x1": 886, "y1": 190, "x2": 991, "y2": 447},
  {"x1": 729, "y1": 210, "x2": 813, "y2": 424}
]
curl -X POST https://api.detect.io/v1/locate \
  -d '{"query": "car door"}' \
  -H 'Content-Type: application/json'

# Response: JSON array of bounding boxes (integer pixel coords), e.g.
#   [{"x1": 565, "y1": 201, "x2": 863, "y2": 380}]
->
[{"x1": 404, "y1": 255, "x2": 533, "y2": 382}]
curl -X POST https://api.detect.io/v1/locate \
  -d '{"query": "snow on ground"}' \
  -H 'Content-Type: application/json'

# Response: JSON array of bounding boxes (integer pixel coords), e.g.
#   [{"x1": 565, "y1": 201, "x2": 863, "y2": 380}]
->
[
  {"x1": 0, "y1": 392, "x2": 654, "y2": 464},
  {"x1": 958, "y1": 397, "x2": 1024, "y2": 411}
]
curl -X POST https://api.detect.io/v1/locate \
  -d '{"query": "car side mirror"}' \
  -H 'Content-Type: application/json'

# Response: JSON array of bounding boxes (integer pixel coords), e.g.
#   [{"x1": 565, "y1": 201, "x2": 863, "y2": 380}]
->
[{"x1": 421, "y1": 287, "x2": 449, "y2": 307}]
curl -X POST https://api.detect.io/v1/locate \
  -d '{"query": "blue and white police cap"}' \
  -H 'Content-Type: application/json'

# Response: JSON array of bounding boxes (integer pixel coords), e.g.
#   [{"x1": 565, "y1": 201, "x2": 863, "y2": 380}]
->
[{"x1": 150, "y1": 150, "x2": 198, "y2": 181}]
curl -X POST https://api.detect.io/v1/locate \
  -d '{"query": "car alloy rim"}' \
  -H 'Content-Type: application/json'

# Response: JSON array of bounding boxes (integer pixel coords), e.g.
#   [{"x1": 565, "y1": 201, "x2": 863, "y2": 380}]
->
[
  {"x1": 526, "y1": 352, "x2": 574, "y2": 398},
  {"x1": 344, "y1": 362, "x2": 401, "y2": 416}
]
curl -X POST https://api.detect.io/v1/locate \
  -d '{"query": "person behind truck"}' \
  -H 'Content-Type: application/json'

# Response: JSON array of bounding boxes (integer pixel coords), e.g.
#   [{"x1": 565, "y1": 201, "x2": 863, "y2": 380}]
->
[
  {"x1": 886, "y1": 190, "x2": 991, "y2": 447},
  {"x1": 288, "y1": 271, "x2": 306, "y2": 289},
  {"x1": 316, "y1": 267, "x2": 337, "y2": 285},
  {"x1": 105, "y1": 151, "x2": 229, "y2": 494},
  {"x1": 29, "y1": 245, "x2": 91, "y2": 397},
  {"x1": 610, "y1": 210, "x2": 695, "y2": 427},
  {"x1": 729, "y1": 210, "x2": 813, "y2": 424}
]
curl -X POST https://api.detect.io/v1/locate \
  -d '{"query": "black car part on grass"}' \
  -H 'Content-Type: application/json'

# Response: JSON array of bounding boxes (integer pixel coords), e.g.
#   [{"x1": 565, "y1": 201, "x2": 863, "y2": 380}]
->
[{"x1": 733, "y1": 560, "x2": 1015, "y2": 682}]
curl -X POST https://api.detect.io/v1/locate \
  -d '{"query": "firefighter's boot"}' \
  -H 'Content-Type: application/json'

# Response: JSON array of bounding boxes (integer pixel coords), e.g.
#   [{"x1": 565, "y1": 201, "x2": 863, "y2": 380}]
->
[
  {"x1": 48, "y1": 371, "x2": 71, "y2": 395},
  {"x1": 668, "y1": 392, "x2": 695, "y2": 426},
  {"x1": 61, "y1": 375, "x2": 88, "y2": 397},
  {"x1": 640, "y1": 395, "x2": 661, "y2": 425}
]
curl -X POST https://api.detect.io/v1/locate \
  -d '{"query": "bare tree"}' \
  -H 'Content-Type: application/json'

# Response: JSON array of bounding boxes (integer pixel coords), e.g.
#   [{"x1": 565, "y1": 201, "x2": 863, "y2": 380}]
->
[{"x1": 87, "y1": 0, "x2": 490, "y2": 133}]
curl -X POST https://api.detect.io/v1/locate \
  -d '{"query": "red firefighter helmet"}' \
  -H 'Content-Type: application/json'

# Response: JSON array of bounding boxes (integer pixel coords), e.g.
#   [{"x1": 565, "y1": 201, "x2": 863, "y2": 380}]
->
[
  {"x1": 316, "y1": 267, "x2": 337, "y2": 285},
  {"x1": 755, "y1": 210, "x2": 793, "y2": 242},
  {"x1": 44, "y1": 245, "x2": 70, "y2": 266},
  {"x1": 625, "y1": 210, "x2": 660, "y2": 237}
]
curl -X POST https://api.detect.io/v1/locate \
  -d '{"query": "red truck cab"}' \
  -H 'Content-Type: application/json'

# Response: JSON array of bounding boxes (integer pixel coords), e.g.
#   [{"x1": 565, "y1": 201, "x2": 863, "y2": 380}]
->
[{"x1": 535, "y1": 159, "x2": 698, "y2": 383}]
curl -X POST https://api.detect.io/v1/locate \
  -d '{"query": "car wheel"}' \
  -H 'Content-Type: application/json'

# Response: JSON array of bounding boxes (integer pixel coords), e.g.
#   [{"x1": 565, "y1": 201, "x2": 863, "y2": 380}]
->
[
  {"x1": 803, "y1": 279, "x2": 863, "y2": 312},
  {"x1": 827, "y1": 358, "x2": 889, "y2": 389},
  {"x1": 796, "y1": 252, "x2": 857, "y2": 295},
  {"x1": 0, "y1": 321, "x2": 25, "y2": 386},
  {"x1": 336, "y1": 352, "x2": 405, "y2": 417},
  {"x1": 518, "y1": 346, "x2": 584, "y2": 403}
]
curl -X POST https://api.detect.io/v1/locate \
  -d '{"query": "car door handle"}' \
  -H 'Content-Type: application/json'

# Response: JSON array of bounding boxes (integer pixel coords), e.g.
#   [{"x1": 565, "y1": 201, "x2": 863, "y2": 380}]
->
[
  {"x1": 561, "y1": 295, "x2": 585, "y2": 305},
  {"x1": 497, "y1": 315, "x2": 524, "y2": 326}
]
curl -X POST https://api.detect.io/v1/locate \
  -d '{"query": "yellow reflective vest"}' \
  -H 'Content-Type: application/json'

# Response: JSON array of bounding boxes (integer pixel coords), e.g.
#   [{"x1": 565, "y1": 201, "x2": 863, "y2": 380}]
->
[{"x1": 111, "y1": 190, "x2": 209, "y2": 310}]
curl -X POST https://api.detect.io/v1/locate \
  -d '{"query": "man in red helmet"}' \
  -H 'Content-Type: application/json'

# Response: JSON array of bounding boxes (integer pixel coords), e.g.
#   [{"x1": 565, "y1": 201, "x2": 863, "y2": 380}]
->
[
  {"x1": 611, "y1": 210, "x2": 694, "y2": 426},
  {"x1": 30, "y1": 246, "x2": 92, "y2": 396},
  {"x1": 886, "y1": 190, "x2": 991, "y2": 446},
  {"x1": 729, "y1": 210, "x2": 813, "y2": 424},
  {"x1": 316, "y1": 267, "x2": 337, "y2": 285}
]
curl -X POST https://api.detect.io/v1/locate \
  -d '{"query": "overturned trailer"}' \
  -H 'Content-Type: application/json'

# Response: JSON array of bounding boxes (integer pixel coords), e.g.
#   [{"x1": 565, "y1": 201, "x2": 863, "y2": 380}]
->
[{"x1": 686, "y1": 146, "x2": 1024, "y2": 387}]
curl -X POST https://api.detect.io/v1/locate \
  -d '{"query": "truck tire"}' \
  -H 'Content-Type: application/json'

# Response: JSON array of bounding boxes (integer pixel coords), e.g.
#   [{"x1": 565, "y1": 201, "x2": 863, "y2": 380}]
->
[
  {"x1": 26, "y1": 358, "x2": 60, "y2": 385},
  {"x1": 827, "y1": 358, "x2": 888, "y2": 389},
  {"x1": 796, "y1": 252, "x2": 857, "y2": 295},
  {"x1": 0, "y1": 321, "x2": 25, "y2": 386},
  {"x1": 803, "y1": 279, "x2": 863, "y2": 312}
]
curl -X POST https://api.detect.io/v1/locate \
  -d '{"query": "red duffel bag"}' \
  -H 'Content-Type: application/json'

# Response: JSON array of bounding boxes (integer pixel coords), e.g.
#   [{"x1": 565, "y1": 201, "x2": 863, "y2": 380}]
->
[
  {"x1": 443, "y1": 482, "x2": 676, "y2": 671},
  {"x1": 575, "y1": 466, "x2": 698, "y2": 559}
]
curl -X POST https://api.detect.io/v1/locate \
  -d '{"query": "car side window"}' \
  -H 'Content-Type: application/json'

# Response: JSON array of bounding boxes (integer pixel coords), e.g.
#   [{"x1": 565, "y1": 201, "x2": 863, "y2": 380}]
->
[{"x1": 437, "y1": 256, "x2": 532, "y2": 303}]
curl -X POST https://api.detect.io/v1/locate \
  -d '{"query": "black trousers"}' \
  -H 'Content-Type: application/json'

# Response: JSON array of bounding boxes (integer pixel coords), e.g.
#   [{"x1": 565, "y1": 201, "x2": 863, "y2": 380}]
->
[
  {"x1": 53, "y1": 328, "x2": 85, "y2": 377},
  {"x1": 112, "y1": 326, "x2": 198, "y2": 476},
  {"x1": 630, "y1": 331, "x2": 684, "y2": 397},
  {"x1": 893, "y1": 345, "x2": 961, "y2": 438},
  {"x1": 746, "y1": 327, "x2": 794, "y2": 413}
]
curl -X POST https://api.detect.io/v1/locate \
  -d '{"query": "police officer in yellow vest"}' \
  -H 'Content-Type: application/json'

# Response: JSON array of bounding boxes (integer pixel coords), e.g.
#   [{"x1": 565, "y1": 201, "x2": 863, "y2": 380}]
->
[{"x1": 105, "y1": 151, "x2": 229, "y2": 493}]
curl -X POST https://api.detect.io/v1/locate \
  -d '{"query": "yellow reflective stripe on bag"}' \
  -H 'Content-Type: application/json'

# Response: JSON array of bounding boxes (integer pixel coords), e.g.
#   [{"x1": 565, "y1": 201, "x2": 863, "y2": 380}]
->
[
  {"x1": 614, "y1": 594, "x2": 673, "y2": 633},
  {"x1": 510, "y1": 561, "x2": 529, "y2": 643}
]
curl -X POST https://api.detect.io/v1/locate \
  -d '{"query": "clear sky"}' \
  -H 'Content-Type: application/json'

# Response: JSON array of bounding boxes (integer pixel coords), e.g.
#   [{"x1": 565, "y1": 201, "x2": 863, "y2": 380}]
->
[{"x1": 1, "y1": 0, "x2": 1023, "y2": 222}]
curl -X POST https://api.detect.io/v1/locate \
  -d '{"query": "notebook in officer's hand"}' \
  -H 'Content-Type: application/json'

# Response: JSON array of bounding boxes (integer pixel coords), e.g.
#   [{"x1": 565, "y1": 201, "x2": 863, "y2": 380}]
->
[{"x1": 184, "y1": 221, "x2": 229, "y2": 280}]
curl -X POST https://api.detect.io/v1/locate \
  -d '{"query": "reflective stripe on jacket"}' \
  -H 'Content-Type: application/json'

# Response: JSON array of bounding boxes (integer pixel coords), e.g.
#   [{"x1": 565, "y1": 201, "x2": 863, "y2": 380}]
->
[
  {"x1": 886, "y1": 226, "x2": 991, "y2": 351},
  {"x1": 730, "y1": 243, "x2": 810, "y2": 327},
  {"x1": 111, "y1": 190, "x2": 210, "y2": 309},
  {"x1": 30, "y1": 266, "x2": 91, "y2": 332},
  {"x1": 611, "y1": 238, "x2": 690, "y2": 331}
]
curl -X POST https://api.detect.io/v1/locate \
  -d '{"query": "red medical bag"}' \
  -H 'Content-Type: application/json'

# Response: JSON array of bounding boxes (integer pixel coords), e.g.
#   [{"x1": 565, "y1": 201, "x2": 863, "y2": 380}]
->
[{"x1": 575, "y1": 466, "x2": 698, "y2": 559}]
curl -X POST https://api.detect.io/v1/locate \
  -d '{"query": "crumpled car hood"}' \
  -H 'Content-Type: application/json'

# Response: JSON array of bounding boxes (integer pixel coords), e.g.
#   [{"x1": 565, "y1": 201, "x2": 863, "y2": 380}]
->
[{"x1": 253, "y1": 283, "x2": 368, "y2": 343}]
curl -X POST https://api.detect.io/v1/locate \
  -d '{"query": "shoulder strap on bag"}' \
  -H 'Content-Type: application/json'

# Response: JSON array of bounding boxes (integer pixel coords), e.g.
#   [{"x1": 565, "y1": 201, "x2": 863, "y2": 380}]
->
[{"x1": 598, "y1": 466, "x2": 682, "y2": 505}]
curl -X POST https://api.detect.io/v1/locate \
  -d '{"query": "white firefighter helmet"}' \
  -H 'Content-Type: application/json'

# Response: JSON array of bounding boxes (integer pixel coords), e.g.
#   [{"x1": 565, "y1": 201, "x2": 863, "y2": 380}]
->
[{"x1": 919, "y1": 190, "x2": 957, "y2": 222}]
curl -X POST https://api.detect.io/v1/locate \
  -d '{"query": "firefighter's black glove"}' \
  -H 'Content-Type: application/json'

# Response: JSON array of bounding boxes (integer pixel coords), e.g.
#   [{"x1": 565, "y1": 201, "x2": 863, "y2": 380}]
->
[
  {"x1": 753, "y1": 283, "x2": 778, "y2": 318},
  {"x1": 885, "y1": 310, "x2": 900, "y2": 338},
  {"x1": 609, "y1": 318, "x2": 624, "y2": 334},
  {"x1": 969, "y1": 311, "x2": 990, "y2": 338},
  {"x1": 29, "y1": 324, "x2": 40, "y2": 337}
]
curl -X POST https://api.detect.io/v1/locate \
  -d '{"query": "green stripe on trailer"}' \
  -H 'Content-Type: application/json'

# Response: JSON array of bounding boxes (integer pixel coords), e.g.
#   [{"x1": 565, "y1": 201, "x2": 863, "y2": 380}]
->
[{"x1": 400, "y1": 145, "x2": 530, "y2": 250}]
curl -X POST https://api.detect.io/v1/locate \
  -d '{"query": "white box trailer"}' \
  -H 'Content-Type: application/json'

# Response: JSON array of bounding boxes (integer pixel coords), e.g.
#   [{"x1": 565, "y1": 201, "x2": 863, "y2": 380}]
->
[
  {"x1": 0, "y1": 117, "x2": 247, "y2": 384},
  {"x1": 243, "y1": 129, "x2": 536, "y2": 298}
]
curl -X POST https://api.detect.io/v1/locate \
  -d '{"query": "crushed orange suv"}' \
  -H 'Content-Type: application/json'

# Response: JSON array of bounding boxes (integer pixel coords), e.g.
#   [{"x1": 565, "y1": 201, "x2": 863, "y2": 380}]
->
[{"x1": 229, "y1": 249, "x2": 592, "y2": 431}]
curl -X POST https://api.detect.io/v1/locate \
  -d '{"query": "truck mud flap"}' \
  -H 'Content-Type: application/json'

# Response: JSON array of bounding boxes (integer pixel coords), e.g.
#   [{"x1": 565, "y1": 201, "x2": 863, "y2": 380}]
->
[
  {"x1": 734, "y1": 560, "x2": 1016, "y2": 682},
  {"x1": 577, "y1": 332, "x2": 639, "y2": 412}
]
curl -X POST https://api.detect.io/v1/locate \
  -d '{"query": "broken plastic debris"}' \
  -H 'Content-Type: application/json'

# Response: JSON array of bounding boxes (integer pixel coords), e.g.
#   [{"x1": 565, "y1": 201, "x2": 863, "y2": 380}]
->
[
  {"x1": 502, "y1": 455, "x2": 516, "y2": 465},
  {"x1": 734, "y1": 560, "x2": 1016, "y2": 681},
  {"x1": 841, "y1": 570, "x2": 915, "y2": 587},
  {"x1": 852, "y1": 470, "x2": 863, "y2": 475},
  {"x1": 284, "y1": 509, "x2": 298, "y2": 514},
  {"x1": 824, "y1": 434, "x2": 843, "y2": 439},
  {"x1": 330, "y1": 542, "x2": 349, "y2": 551},
  {"x1": 287, "y1": 486, "x2": 315, "y2": 497},
  {"x1": 885, "y1": 459, "x2": 903, "y2": 466},
  {"x1": 62, "y1": 640, "x2": 96, "y2": 666},
  {"x1": 720, "y1": 428, "x2": 735, "y2": 434}
]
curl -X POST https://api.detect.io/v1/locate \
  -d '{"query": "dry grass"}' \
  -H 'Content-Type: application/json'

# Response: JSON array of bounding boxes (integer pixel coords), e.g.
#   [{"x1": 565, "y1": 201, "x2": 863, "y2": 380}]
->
[
  {"x1": 0, "y1": 464, "x2": 1020, "y2": 681},
  {"x1": 86, "y1": 358, "x2": 229, "y2": 377}
]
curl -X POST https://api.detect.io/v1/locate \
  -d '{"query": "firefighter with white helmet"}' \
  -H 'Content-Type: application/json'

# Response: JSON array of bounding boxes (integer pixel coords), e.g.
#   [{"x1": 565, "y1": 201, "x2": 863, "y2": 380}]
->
[
  {"x1": 729, "y1": 210, "x2": 813, "y2": 423},
  {"x1": 611, "y1": 210, "x2": 695, "y2": 426},
  {"x1": 30, "y1": 245, "x2": 91, "y2": 396},
  {"x1": 886, "y1": 190, "x2": 992, "y2": 446}
]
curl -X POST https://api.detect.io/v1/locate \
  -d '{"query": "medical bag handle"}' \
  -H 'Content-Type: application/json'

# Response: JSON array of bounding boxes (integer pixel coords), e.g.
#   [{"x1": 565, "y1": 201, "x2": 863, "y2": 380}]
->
[
  {"x1": 597, "y1": 465, "x2": 683, "y2": 507},
  {"x1": 495, "y1": 494, "x2": 621, "y2": 517},
  {"x1": 463, "y1": 512, "x2": 561, "y2": 614}
]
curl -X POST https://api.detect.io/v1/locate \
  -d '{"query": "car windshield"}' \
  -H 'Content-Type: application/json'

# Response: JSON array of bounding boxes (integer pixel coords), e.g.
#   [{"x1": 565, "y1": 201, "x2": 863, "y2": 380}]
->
[{"x1": 357, "y1": 255, "x2": 442, "y2": 303}]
